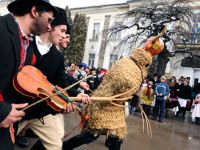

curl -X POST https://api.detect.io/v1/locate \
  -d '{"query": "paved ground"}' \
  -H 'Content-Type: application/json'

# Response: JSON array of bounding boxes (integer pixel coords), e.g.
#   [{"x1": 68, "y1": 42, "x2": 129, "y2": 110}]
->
[{"x1": 15, "y1": 111, "x2": 200, "y2": 150}]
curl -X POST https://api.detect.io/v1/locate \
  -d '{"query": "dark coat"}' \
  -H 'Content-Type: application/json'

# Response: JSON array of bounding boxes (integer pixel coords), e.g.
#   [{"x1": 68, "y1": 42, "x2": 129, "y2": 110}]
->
[
  {"x1": 22, "y1": 38, "x2": 80, "y2": 120},
  {"x1": 178, "y1": 84, "x2": 192, "y2": 100},
  {"x1": 0, "y1": 14, "x2": 34, "y2": 150}
]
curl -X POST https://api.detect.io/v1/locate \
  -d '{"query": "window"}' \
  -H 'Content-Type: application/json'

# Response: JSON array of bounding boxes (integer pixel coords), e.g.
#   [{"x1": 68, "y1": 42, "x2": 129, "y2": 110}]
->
[
  {"x1": 88, "y1": 53, "x2": 95, "y2": 68},
  {"x1": 111, "y1": 22, "x2": 122, "y2": 40},
  {"x1": 109, "y1": 54, "x2": 118, "y2": 68},
  {"x1": 92, "y1": 23, "x2": 100, "y2": 40},
  {"x1": 194, "y1": 78, "x2": 199, "y2": 87},
  {"x1": 112, "y1": 31, "x2": 121, "y2": 40}
]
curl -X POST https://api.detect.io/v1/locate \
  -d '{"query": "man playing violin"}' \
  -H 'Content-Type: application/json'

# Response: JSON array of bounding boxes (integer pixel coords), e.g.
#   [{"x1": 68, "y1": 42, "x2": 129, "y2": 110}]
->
[
  {"x1": 0, "y1": 0, "x2": 58, "y2": 149},
  {"x1": 16, "y1": 7, "x2": 90, "y2": 150}
]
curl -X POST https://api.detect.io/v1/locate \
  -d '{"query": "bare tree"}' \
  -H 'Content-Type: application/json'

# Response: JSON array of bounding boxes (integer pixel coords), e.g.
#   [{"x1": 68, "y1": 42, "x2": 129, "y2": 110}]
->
[{"x1": 107, "y1": 0, "x2": 199, "y2": 76}]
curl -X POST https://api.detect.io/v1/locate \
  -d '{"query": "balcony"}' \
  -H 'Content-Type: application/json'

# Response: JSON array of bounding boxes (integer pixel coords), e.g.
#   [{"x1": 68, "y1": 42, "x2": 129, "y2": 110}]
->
[{"x1": 173, "y1": 32, "x2": 200, "y2": 49}]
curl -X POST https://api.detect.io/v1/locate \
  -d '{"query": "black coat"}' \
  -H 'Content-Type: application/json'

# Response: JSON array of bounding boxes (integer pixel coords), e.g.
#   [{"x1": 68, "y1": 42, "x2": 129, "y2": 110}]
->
[
  {"x1": 0, "y1": 14, "x2": 34, "y2": 150},
  {"x1": 22, "y1": 38, "x2": 80, "y2": 120},
  {"x1": 178, "y1": 84, "x2": 192, "y2": 100}
]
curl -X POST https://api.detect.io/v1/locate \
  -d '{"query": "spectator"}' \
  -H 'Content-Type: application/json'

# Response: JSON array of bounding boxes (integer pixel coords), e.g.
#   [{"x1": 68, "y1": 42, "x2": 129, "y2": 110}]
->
[
  {"x1": 140, "y1": 78, "x2": 148, "y2": 91},
  {"x1": 151, "y1": 73, "x2": 160, "y2": 89},
  {"x1": 191, "y1": 94, "x2": 200, "y2": 124},
  {"x1": 73, "y1": 64, "x2": 87, "y2": 80},
  {"x1": 141, "y1": 81, "x2": 154, "y2": 117},
  {"x1": 165, "y1": 76, "x2": 180, "y2": 117},
  {"x1": 176, "y1": 79, "x2": 192, "y2": 119},
  {"x1": 153, "y1": 75, "x2": 170, "y2": 122}
]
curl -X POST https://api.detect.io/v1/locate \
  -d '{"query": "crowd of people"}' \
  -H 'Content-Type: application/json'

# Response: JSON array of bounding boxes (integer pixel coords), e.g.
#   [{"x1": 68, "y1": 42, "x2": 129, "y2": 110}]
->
[
  {"x1": 65, "y1": 63, "x2": 107, "y2": 92},
  {"x1": 0, "y1": 1, "x2": 199, "y2": 150},
  {"x1": 133, "y1": 74, "x2": 200, "y2": 124},
  {"x1": 63, "y1": 64, "x2": 200, "y2": 149}
]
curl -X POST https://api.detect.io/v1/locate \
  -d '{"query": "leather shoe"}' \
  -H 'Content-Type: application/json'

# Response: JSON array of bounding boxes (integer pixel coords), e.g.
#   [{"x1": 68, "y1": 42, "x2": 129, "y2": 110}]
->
[{"x1": 16, "y1": 136, "x2": 29, "y2": 148}]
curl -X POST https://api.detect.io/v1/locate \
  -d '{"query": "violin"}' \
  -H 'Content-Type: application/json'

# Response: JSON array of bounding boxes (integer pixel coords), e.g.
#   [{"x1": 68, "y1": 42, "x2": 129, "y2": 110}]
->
[
  {"x1": 13, "y1": 65, "x2": 71, "y2": 112},
  {"x1": 13, "y1": 65, "x2": 133, "y2": 112}
]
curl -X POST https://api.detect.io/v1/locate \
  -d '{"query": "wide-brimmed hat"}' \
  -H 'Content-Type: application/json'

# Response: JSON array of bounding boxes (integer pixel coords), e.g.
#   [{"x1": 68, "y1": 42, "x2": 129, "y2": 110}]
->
[{"x1": 7, "y1": 0, "x2": 58, "y2": 16}]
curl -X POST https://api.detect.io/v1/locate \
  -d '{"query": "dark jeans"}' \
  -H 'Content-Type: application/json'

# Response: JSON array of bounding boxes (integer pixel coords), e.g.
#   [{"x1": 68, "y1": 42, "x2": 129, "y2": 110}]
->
[
  {"x1": 105, "y1": 136, "x2": 123, "y2": 150},
  {"x1": 0, "y1": 128, "x2": 14, "y2": 150},
  {"x1": 63, "y1": 130, "x2": 123, "y2": 150},
  {"x1": 153, "y1": 99, "x2": 166, "y2": 121},
  {"x1": 176, "y1": 107, "x2": 186, "y2": 119},
  {"x1": 62, "y1": 130, "x2": 100, "y2": 150}
]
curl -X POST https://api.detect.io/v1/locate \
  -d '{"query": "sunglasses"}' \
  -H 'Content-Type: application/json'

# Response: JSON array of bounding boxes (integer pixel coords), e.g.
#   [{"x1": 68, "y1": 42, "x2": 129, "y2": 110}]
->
[{"x1": 43, "y1": 11, "x2": 54, "y2": 23}]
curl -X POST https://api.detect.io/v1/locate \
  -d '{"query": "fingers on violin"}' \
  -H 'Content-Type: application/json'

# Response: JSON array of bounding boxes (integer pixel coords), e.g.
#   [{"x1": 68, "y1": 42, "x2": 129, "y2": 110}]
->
[
  {"x1": 15, "y1": 116, "x2": 23, "y2": 122},
  {"x1": 69, "y1": 104, "x2": 75, "y2": 112},
  {"x1": 66, "y1": 104, "x2": 74, "y2": 112}
]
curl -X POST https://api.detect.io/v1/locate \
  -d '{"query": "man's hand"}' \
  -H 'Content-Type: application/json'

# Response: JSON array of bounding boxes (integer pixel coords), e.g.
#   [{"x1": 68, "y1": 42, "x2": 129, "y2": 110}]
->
[
  {"x1": 64, "y1": 103, "x2": 75, "y2": 113},
  {"x1": 77, "y1": 93, "x2": 90, "y2": 104},
  {"x1": 80, "y1": 82, "x2": 89, "y2": 91},
  {"x1": 0, "y1": 103, "x2": 28, "y2": 128}
]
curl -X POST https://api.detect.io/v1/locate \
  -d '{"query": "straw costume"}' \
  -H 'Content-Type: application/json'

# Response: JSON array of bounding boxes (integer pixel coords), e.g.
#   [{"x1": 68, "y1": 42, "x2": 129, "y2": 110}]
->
[{"x1": 86, "y1": 48, "x2": 152, "y2": 139}]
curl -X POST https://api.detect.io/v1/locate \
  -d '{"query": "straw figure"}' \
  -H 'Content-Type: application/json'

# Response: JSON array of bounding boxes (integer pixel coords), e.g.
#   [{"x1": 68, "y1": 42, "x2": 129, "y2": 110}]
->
[
  {"x1": 86, "y1": 26, "x2": 167, "y2": 139},
  {"x1": 87, "y1": 48, "x2": 152, "y2": 138}
]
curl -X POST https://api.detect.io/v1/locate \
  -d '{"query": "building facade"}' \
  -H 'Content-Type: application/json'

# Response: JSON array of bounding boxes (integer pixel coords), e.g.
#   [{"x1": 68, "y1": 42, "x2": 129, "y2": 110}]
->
[
  {"x1": 71, "y1": 0, "x2": 200, "y2": 86},
  {"x1": 70, "y1": 0, "x2": 143, "y2": 69}
]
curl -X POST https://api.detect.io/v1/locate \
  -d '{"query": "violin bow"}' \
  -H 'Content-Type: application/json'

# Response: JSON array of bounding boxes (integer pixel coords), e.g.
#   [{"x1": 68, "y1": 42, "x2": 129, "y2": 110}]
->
[
  {"x1": 21, "y1": 75, "x2": 92, "y2": 111},
  {"x1": 22, "y1": 75, "x2": 132, "y2": 111}
]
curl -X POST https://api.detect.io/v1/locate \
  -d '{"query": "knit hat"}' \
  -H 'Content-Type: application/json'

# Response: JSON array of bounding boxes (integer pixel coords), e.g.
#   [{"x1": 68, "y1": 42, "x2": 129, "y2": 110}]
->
[{"x1": 51, "y1": 7, "x2": 68, "y2": 26}]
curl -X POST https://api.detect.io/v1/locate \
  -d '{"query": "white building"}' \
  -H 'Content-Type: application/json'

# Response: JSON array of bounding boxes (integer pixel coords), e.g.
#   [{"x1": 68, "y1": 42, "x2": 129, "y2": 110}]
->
[
  {"x1": 70, "y1": 0, "x2": 143, "y2": 69},
  {"x1": 0, "y1": 0, "x2": 10, "y2": 15},
  {"x1": 71, "y1": 0, "x2": 200, "y2": 86}
]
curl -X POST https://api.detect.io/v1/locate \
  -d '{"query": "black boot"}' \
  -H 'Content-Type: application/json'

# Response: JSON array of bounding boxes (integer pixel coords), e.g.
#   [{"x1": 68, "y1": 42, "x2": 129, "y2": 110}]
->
[
  {"x1": 15, "y1": 136, "x2": 29, "y2": 148},
  {"x1": 105, "y1": 137, "x2": 112, "y2": 147},
  {"x1": 31, "y1": 140, "x2": 45, "y2": 150},
  {"x1": 62, "y1": 131, "x2": 100, "y2": 150},
  {"x1": 108, "y1": 137, "x2": 123, "y2": 150}
]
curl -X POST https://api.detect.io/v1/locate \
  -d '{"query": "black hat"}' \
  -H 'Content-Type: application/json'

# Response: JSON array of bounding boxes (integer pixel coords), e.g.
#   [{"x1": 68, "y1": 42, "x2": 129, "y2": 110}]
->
[
  {"x1": 51, "y1": 7, "x2": 68, "y2": 26},
  {"x1": 66, "y1": 23, "x2": 72, "y2": 34},
  {"x1": 7, "y1": 0, "x2": 58, "y2": 16}
]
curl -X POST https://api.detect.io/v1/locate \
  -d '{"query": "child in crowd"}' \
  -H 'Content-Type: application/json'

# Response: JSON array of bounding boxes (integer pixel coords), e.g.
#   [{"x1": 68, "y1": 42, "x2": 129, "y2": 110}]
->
[
  {"x1": 141, "y1": 81, "x2": 154, "y2": 117},
  {"x1": 153, "y1": 75, "x2": 170, "y2": 122}
]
